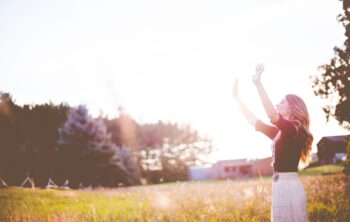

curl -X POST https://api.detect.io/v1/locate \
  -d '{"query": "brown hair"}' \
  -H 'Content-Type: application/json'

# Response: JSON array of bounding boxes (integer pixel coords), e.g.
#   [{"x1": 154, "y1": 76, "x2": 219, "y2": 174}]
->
[{"x1": 286, "y1": 94, "x2": 313, "y2": 163}]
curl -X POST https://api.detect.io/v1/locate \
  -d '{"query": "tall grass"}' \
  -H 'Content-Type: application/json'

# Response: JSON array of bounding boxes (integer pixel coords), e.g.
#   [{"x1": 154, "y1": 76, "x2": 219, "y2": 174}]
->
[{"x1": 0, "y1": 174, "x2": 349, "y2": 221}]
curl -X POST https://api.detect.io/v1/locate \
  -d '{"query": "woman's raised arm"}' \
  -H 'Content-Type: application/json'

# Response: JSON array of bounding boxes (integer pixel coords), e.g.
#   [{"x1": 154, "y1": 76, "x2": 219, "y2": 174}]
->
[
  {"x1": 232, "y1": 79, "x2": 258, "y2": 126},
  {"x1": 253, "y1": 64, "x2": 279, "y2": 123}
]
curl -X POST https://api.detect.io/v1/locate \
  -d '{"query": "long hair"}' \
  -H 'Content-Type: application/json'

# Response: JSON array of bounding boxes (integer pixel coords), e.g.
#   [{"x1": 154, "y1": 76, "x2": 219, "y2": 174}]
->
[{"x1": 285, "y1": 94, "x2": 313, "y2": 164}]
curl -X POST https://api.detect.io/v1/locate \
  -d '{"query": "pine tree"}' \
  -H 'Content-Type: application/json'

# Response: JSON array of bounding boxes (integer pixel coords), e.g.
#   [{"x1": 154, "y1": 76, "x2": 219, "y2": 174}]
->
[
  {"x1": 118, "y1": 146, "x2": 141, "y2": 185},
  {"x1": 57, "y1": 105, "x2": 130, "y2": 187}
]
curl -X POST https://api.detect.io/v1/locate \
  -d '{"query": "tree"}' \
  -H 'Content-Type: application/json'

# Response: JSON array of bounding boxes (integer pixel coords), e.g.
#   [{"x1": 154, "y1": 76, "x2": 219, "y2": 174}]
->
[
  {"x1": 311, "y1": 0, "x2": 350, "y2": 174},
  {"x1": 102, "y1": 114, "x2": 142, "y2": 185},
  {"x1": 57, "y1": 105, "x2": 132, "y2": 188},
  {"x1": 0, "y1": 93, "x2": 70, "y2": 187},
  {"x1": 311, "y1": 0, "x2": 350, "y2": 129},
  {"x1": 117, "y1": 107, "x2": 141, "y2": 150},
  {"x1": 0, "y1": 93, "x2": 24, "y2": 186},
  {"x1": 118, "y1": 146, "x2": 141, "y2": 185},
  {"x1": 343, "y1": 135, "x2": 350, "y2": 174},
  {"x1": 139, "y1": 121, "x2": 213, "y2": 183},
  {"x1": 18, "y1": 103, "x2": 69, "y2": 187}
]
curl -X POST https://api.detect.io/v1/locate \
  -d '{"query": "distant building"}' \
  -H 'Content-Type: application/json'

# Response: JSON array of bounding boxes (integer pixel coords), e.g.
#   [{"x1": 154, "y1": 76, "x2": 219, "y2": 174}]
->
[
  {"x1": 317, "y1": 135, "x2": 349, "y2": 165},
  {"x1": 187, "y1": 165, "x2": 212, "y2": 180},
  {"x1": 188, "y1": 157, "x2": 273, "y2": 180},
  {"x1": 253, "y1": 157, "x2": 274, "y2": 176},
  {"x1": 212, "y1": 159, "x2": 254, "y2": 179}
]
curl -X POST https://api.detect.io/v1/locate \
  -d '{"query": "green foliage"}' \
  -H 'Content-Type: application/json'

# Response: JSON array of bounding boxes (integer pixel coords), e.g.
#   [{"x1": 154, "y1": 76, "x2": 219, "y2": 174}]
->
[
  {"x1": 310, "y1": 1, "x2": 350, "y2": 129},
  {"x1": 0, "y1": 94, "x2": 137, "y2": 188},
  {"x1": 118, "y1": 146, "x2": 141, "y2": 185},
  {"x1": 0, "y1": 92, "x2": 69, "y2": 186},
  {"x1": 0, "y1": 92, "x2": 212, "y2": 187},
  {"x1": 57, "y1": 105, "x2": 132, "y2": 187},
  {"x1": 139, "y1": 121, "x2": 213, "y2": 183}
]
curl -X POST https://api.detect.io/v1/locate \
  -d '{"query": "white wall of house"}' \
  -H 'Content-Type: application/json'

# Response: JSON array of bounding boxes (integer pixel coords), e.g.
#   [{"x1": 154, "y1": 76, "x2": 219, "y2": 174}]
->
[{"x1": 188, "y1": 166, "x2": 213, "y2": 180}]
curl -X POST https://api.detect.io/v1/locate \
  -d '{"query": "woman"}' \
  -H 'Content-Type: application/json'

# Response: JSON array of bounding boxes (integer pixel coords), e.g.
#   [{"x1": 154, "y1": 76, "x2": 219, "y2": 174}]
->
[{"x1": 232, "y1": 64, "x2": 313, "y2": 222}]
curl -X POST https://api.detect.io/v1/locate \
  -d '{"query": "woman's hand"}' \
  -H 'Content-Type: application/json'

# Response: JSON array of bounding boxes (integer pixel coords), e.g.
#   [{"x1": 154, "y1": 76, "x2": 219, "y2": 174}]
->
[
  {"x1": 252, "y1": 64, "x2": 264, "y2": 84},
  {"x1": 232, "y1": 78, "x2": 239, "y2": 101}
]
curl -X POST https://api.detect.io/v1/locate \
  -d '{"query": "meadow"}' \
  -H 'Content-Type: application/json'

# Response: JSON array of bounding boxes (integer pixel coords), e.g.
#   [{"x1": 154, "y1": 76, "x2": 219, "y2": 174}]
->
[{"x1": 0, "y1": 166, "x2": 349, "y2": 222}]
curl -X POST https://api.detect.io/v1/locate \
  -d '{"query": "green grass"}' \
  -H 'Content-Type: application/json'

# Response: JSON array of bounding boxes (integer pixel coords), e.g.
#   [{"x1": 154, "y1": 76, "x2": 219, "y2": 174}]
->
[
  {"x1": 0, "y1": 188, "x2": 152, "y2": 222},
  {"x1": 299, "y1": 164, "x2": 344, "y2": 176},
  {"x1": 0, "y1": 173, "x2": 349, "y2": 221}
]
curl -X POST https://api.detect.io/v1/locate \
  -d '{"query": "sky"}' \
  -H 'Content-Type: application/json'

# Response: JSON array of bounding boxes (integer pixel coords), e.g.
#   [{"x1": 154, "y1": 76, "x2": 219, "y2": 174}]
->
[{"x1": 0, "y1": 0, "x2": 349, "y2": 163}]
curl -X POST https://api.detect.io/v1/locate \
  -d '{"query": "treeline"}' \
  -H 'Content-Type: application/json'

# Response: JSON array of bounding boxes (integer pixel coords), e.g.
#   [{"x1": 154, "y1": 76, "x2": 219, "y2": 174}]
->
[{"x1": 0, "y1": 93, "x2": 212, "y2": 188}]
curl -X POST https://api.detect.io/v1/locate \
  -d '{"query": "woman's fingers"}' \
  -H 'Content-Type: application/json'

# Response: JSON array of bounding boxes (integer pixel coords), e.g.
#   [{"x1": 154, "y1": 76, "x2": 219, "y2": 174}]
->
[
  {"x1": 255, "y1": 64, "x2": 264, "y2": 77},
  {"x1": 259, "y1": 64, "x2": 264, "y2": 73},
  {"x1": 253, "y1": 64, "x2": 264, "y2": 83},
  {"x1": 260, "y1": 64, "x2": 264, "y2": 73}
]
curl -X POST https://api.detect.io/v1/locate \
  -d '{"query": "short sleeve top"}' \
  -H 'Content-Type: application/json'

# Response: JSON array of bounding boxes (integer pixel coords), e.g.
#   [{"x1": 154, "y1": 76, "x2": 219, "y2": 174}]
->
[{"x1": 255, "y1": 114, "x2": 306, "y2": 172}]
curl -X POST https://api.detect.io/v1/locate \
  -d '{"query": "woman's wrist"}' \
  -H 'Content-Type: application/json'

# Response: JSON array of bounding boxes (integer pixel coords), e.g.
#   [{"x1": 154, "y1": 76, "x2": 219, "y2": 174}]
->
[{"x1": 254, "y1": 81, "x2": 262, "y2": 87}]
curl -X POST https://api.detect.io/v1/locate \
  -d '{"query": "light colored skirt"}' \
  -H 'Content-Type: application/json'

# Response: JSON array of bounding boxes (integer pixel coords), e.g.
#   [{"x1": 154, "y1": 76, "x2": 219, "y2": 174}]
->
[{"x1": 271, "y1": 172, "x2": 308, "y2": 222}]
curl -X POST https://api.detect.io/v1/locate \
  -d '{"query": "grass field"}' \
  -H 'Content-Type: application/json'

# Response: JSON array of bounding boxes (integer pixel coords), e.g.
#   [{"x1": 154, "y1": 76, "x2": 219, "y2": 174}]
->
[
  {"x1": 0, "y1": 168, "x2": 349, "y2": 221},
  {"x1": 299, "y1": 164, "x2": 344, "y2": 176}
]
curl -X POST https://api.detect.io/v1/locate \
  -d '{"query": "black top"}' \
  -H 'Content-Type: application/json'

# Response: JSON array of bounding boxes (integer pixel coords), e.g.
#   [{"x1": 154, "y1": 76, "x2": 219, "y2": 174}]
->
[{"x1": 255, "y1": 114, "x2": 306, "y2": 172}]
